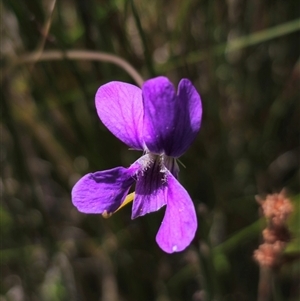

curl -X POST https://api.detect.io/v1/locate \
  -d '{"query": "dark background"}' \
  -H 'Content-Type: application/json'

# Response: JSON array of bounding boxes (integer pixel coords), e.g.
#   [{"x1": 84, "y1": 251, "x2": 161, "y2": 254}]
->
[{"x1": 1, "y1": 0, "x2": 299, "y2": 300}]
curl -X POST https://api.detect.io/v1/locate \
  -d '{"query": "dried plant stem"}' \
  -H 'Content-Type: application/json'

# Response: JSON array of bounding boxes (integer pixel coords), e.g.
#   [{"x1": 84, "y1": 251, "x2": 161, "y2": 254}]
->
[
  {"x1": 32, "y1": 0, "x2": 57, "y2": 67},
  {"x1": 257, "y1": 267, "x2": 272, "y2": 301},
  {"x1": 129, "y1": 0, "x2": 155, "y2": 77},
  {"x1": 9, "y1": 50, "x2": 144, "y2": 87}
]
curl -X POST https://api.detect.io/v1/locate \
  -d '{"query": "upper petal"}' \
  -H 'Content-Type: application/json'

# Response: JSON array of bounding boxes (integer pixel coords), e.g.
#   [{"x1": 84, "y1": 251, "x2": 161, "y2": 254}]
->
[
  {"x1": 155, "y1": 172, "x2": 197, "y2": 253},
  {"x1": 142, "y1": 77, "x2": 177, "y2": 154},
  {"x1": 72, "y1": 166, "x2": 136, "y2": 214},
  {"x1": 95, "y1": 81, "x2": 144, "y2": 150},
  {"x1": 169, "y1": 79, "x2": 202, "y2": 157},
  {"x1": 132, "y1": 154, "x2": 167, "y2": 219},
  {"x1": 142, "y1": 77, "x2": 202, "y2": 157}
]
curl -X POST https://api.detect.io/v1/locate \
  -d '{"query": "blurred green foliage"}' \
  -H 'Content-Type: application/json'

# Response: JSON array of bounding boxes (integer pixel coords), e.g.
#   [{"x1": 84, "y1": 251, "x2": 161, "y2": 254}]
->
[{"x1": 1, "y1": 0, "x2": 299, "y2": 300}]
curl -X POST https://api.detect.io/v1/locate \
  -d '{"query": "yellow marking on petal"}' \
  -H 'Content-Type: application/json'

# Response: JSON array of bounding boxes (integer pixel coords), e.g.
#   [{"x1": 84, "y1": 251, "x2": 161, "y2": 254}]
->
[
  {"x1": 102, "y1": 192, "x2": 135, "y2": 219},
  {"x1": 115, "y1": 192, "x2": 135, "y2": 213}
]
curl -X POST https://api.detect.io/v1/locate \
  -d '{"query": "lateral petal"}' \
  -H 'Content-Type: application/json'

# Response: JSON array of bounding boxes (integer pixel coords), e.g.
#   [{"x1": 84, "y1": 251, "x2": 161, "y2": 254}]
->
[
  {"x1": 72, "y1": 167, "x2": 135, "y2": 214},
  {"x1": 156, "y1": 172, "x2": 197, "y2": 253},
  {"x1": 95, "y1": 81, "x2": 144, "y2": 150}
]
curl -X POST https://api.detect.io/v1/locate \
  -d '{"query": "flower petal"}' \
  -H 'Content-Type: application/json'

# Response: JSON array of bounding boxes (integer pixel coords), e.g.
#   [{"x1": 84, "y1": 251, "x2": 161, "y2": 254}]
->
[
  {"x1": 132, "y1": 154, "x2": 167, "y2": 218},
  {"x1": 142, "y1": 77, "x2": 202, "y2": 157},
  {"x1": 102, "y1": 192, "x2": 135, "y2": 218},
  {"x1": 95, "y1": 81, "x2": 144, "y2": 150},
  {"x1": 168, "y1": 79, "x2": 202, "y2": 157},
  {"x1": 72, "y1": 167, "x2": 135, "y2": 214},
  {"x1": 142, "y1": 77, "x2": 177, "y2": 154},
  {"x1": 156, "y1": 172, "x2": 197, "y2": 253}
]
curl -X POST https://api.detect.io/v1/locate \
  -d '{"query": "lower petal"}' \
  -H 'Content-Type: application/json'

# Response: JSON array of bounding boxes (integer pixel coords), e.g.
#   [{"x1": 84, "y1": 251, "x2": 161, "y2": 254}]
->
[
  {"x1": 156, "y1": 173, "x2": 197, "y2": 253},
  {"x1": 132, "y1": 154, "x2": 167, "y2": 218},
  {"x1": 72, "y1": 167, "x2": 135, "y2": 214}
]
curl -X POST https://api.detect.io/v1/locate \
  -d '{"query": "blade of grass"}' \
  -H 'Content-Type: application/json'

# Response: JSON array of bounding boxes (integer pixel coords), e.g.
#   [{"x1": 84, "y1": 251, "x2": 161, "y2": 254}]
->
[
  {"x1": 213, "y1": 219, "x2": 265, "y2": 254},
  {"x1": 159, "y1": 18, "x2": 300, "y2": 72},
  {"x1": 129, "y1": 0, "x2": 155, "y2": 77}
]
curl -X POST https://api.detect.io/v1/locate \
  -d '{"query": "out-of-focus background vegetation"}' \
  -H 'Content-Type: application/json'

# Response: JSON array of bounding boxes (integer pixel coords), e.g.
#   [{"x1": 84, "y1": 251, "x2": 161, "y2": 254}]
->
[{"x1": 1, "y1": 0, "x2": 300, "y2": 300}]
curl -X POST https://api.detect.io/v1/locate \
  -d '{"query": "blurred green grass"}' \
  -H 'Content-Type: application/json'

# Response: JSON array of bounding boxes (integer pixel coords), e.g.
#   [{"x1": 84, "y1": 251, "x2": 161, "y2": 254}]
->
[{"x1": 1, "y1": 0, "x2": 299, "y2": 300}]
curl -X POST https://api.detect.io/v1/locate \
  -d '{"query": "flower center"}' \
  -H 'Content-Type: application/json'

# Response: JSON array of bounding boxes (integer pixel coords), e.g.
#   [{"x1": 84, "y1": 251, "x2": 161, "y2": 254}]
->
[
  {"x1": 163, "y1": 155, "x2": 180, "y2": 179},
  {"x1": 137, "y1": 152, "x2": 179, "y2": 180}
]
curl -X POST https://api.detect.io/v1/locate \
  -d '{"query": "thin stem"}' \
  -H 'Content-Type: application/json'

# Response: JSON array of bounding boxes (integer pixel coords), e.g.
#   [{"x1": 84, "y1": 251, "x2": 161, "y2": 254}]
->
[
  {"x1": 129, "y1": 0, "x2": 156, "y2": 77},
  {"x1": 257, "y1": 267, "x2": 272, "y2": 301},
  {"x1": 31, "y1": 0, "x2": 57, "y2": 67},
  {"x1": 4, "y1": 50, "x2": 144, "y2": 87}
]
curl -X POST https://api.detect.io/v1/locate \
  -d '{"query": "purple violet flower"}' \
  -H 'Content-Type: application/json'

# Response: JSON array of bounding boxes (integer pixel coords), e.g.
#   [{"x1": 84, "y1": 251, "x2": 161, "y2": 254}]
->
[{"x1": 72, "y1": 76, "x2": 202, "y2": 253}]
